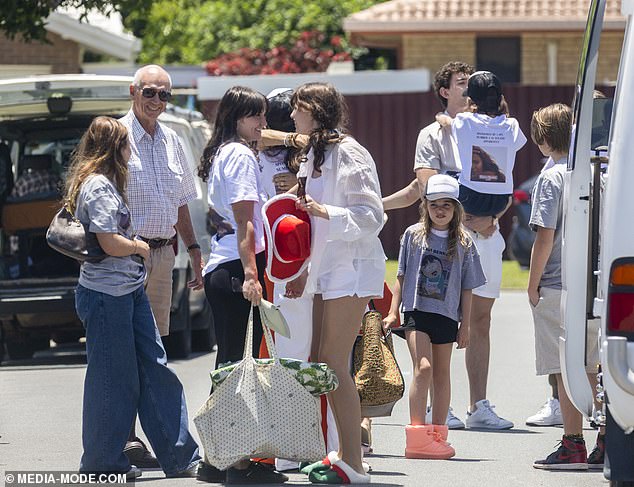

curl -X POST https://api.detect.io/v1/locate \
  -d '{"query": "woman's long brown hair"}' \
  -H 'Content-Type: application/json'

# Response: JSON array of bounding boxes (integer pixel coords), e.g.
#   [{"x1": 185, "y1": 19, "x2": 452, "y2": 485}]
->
[
  {"x1": 64, "y1": 116, "x2": 129, "y2": 214},
  {"x1": 291, "y1": 83, "x2": 347, "y2": 171}
]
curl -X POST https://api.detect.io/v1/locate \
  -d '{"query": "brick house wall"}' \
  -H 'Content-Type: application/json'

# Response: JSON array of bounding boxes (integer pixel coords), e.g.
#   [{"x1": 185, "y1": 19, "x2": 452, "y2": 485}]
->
[
  {"x1": 395, "y1": 31, "x2": 622, "y2": 85},
  {"x1": 522, "y1": 31, "x2": 623, "y2": 84},
  {"x1": 0, "y1": 32, "x2": 81, "y2": 74},
  {"x1": 403, "y1": 33, "x2": 475, "y2": 72}
]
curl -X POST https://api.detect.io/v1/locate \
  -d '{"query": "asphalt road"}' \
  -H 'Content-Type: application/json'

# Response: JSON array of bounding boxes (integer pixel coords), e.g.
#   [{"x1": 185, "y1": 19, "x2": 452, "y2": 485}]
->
[{"x1": 0, "y1": 291, "x2": 607, "y2": 486}]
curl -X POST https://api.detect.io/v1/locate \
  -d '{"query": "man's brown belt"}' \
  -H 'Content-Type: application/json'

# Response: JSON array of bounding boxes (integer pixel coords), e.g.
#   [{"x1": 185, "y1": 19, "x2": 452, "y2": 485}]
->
[{"x1": 139, "y1": 236, "x2": 177, "y2": 249}]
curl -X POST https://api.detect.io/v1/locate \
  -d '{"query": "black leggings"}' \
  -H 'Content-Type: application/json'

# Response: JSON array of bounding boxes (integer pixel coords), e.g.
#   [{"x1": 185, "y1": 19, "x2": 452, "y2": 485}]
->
[{"x1": 204, "y1": 252, "x2": 266, "y2": 370}]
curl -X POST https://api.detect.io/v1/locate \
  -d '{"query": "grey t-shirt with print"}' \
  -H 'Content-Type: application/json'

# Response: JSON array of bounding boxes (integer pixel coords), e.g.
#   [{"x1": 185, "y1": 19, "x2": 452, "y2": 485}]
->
[
  {"x1": 397, "y1": 225, "x2": 486, "y2": 322},
  {"x1": 529, "y1": 159, "x2": 566, "y2": 289},
  {"x1": 76, "y1": 174, "x2": 145, "y2": 296}
]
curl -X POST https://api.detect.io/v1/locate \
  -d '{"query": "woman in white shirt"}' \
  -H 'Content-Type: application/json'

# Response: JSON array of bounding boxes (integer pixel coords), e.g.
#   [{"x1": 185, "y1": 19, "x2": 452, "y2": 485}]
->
[
  {"x1": 286, "y1": 82, "x2": 385, "y2": 484},
  {"x1": 197, "y1": 86, "x2": 288, "y2": 485}
]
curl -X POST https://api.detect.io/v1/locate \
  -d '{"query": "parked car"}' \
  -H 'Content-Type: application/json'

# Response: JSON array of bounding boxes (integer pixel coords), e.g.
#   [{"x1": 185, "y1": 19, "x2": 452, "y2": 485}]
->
[
  {"x1": 507, "y1": 174, "x2": 538, "y2": 269},
  {"x1": 0, "y1": 75, "x2": 214, "y2": 363}
]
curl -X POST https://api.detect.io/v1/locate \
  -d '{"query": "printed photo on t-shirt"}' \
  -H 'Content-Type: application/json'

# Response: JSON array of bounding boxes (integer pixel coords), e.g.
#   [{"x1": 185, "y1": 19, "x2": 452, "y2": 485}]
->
[
  {"x1": 417, "y1": 252, "x2": 451, "y2": 301},
  {"x1": 470, "y1": 145, "x2": 507, "y2": 183},
  {"x1": 260, "y1": 151, "x2": 293, "y2": 199}
]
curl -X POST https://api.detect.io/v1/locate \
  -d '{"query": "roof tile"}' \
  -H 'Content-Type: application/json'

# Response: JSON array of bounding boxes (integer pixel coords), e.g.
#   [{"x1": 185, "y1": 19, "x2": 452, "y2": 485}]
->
[{"x1": 347, "y1": 0, "x2": 623, "y2": 24}]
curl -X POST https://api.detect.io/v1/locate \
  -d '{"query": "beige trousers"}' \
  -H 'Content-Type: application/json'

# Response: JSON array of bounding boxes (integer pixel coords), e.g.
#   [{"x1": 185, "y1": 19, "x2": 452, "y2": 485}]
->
[{"x1": 144, "y1": 245, "x2": 176, "y2": 337}]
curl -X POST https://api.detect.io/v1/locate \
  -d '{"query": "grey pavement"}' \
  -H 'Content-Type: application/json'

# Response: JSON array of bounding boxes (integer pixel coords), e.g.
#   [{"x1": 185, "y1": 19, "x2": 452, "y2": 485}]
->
[{"x1": 0, "y1": 291, "x2": 607, "y2": 486}]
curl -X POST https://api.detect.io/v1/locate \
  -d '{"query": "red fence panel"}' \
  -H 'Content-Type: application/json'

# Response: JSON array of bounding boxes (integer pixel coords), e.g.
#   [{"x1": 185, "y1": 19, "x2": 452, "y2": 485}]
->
[{"x1": 200, "y1": 84, "x2": 613, "y2": 258}]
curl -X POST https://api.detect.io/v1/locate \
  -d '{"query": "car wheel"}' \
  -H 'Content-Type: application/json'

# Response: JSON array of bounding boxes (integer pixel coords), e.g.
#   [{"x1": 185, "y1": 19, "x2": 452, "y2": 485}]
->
[
  {"x1": 192, "y1": 300, "x2": 216, "y2": 352},
  {"x1": 5, "y1": 335, "x2": 49, "y2": 361},
  {"x1": 163, "y1": 288, "x2": 192, "y2": 360},
  {"x1": 605, "y1": 400, "x2": 634, "y2": 485}
]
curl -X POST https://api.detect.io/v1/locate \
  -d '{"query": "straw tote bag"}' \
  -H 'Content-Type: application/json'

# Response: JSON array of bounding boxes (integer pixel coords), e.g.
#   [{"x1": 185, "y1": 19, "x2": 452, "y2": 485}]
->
[
  {"x1": 193, "y1": 306, "x2": 326, "y2": 470},
  {"x1": 353, "y1": 301, "x2": 405, "y2": 417}
]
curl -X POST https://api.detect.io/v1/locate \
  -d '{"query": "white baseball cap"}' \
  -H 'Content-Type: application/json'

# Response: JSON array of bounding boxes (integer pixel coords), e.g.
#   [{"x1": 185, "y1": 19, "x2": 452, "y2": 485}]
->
[{"x1": 425, "y1": 174, "x2": 460, "y2": 202}]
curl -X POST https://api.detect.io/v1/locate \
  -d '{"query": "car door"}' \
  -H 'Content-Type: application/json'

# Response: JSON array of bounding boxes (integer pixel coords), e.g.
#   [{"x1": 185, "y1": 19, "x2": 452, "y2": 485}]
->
[{"x1": 560, "y1": 0, "x2": 606, "y2": 418}]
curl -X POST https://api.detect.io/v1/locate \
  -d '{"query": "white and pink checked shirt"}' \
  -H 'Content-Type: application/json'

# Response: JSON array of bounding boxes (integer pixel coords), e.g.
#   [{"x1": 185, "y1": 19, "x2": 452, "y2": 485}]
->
[{"x1": 120, "y1": 110, "x2": 197, "y2": 239}]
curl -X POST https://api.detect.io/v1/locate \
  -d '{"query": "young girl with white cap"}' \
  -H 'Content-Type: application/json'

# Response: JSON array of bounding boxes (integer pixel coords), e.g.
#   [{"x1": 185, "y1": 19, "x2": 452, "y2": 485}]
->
[{"x1": 383, "y1": 174, "x2": 486, "y2": 459}]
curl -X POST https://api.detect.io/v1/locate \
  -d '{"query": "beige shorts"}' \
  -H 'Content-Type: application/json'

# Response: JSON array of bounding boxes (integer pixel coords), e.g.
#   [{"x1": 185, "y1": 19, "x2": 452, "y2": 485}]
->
[
  {"x1": 531, "y1": 286, "x2": 599, "y2": 376},
  {"x1": 468, "y1": 227, "x2": 505, "y2": 299},
  {"x1": 144, "y1": 245, "x2": 175, "y2": 337}
]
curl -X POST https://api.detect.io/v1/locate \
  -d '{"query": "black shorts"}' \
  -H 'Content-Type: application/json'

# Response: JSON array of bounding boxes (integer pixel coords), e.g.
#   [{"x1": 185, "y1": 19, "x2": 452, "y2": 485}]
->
[
  {"x1": 459, "y1": 185, "x2": 511, "y2": 217},
  {"x1": 402, "y1": 310, "x2": 459, "y2": 344}
]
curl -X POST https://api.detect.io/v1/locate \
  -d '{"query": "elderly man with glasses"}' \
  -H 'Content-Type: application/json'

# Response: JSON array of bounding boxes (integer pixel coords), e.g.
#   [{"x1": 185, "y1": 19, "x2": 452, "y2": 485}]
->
[{"x1": 119, "y1": 64, "x2": 204, "y2": 468}]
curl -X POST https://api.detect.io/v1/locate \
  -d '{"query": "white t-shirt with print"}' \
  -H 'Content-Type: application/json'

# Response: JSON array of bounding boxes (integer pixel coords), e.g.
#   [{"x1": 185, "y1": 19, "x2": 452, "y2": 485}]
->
[
  {"x1": 259, "y1": 149, "x2": 292, "y2": 200},
  {"x1": 203, "y1": 142, "x2": 267, "y2": 275},
  {"x1": 452, "y1": 112, "x2": 527, "y2": 195}
]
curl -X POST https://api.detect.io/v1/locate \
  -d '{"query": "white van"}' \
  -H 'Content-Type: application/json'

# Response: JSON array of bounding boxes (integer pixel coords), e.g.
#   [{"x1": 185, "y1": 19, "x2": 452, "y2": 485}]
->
[
  {"x1": 0, "y1": 75, "x2": 214, "y2": 362},
  {"x1": 561, "y1": 0, "x2": 634, "y2": 484}
]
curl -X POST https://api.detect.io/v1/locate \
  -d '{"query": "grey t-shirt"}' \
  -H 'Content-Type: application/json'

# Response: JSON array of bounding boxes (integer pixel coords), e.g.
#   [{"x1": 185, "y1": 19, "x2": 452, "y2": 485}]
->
[
  {"x1": 76, "y1": 174, "x2": 145, "y2": 296},
  {"x1": 397, "y1": 225, "x2": 486, "y2": 321},
  {"x1": 413, "y1": 119, "x2": 462, "y2": 174},
  {"x1": 529, "y1": 158, "x2": 566, "y2": 289}
]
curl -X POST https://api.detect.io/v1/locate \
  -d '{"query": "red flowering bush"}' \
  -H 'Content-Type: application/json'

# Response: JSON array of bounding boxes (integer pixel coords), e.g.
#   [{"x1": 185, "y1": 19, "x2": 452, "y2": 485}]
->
[{"x1": 205, "y1": 31, "x2": 352, "y2": 76}]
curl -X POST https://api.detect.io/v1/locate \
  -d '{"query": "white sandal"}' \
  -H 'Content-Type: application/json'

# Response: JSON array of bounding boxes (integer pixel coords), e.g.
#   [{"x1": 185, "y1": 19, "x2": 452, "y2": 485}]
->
[{"x1": 327, "y1": 451, "x2": 371, "y2": 473}]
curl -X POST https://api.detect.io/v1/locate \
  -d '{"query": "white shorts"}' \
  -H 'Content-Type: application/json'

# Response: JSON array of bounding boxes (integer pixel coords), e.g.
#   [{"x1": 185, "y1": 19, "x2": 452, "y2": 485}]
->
[
  {"x1": 315, "y1": 259, "x2": 384, "y2": 300},
  {"x1": 468, "y1": 227, "x2": 505, "y2": 299}
]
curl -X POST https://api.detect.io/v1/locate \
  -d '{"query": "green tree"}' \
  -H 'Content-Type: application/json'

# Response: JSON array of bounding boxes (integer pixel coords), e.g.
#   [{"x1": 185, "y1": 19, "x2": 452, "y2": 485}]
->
[
  {"x1": 1, "y1": 0, "x2": 152, "y2": 42},
  {"x1": 129, "y1": 0, "x2": 383, "y2": 65}
]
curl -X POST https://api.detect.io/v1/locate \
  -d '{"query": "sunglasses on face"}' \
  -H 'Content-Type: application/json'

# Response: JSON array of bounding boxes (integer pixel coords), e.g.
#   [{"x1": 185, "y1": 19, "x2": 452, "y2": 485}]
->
[{"x1": 141, "y1": 87, "x2": 172, "y2": 102}]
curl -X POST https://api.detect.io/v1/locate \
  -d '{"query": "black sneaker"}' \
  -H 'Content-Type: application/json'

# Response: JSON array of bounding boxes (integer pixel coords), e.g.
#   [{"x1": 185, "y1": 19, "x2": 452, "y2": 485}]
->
[
  {"x1": 123, "y1": 437, "x2": 160, "y2": 469},
  {"x1": 197, "y1": 462, "x2": 226, "y2": 483},
  {"x1": 226, "y1": 462, "x2": 289, "y2": 484},
  {"x1": 165, "y1": 462, "x2": 199, "y2": 478},
  {"x1": 533, "y1": 436, "x2": 588, "y2": 470},
  {"x1": 587, "y1": 433, "x2": 605, "y2": 470}
]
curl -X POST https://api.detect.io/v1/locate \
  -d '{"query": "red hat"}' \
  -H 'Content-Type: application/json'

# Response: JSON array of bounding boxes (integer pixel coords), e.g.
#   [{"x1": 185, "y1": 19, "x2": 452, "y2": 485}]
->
[{"x1": 262, "y1": 194, "x2": 311, "y2": 283}]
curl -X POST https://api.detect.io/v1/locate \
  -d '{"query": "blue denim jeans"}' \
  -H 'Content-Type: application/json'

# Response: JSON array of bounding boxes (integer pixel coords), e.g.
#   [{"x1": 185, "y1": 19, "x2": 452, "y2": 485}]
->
[{"x1": 75, "y1": 284, "x2": 200, "y2": 474}]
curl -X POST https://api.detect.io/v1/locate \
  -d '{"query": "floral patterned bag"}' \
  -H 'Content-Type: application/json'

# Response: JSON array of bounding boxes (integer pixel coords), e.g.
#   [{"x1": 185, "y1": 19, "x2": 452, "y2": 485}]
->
[
  {"x1": 211, "y1": 355, "x2": 338, "y2": 396},
  {"x1": 209, "y1": 299, "x2": 337, "y2": 396}
]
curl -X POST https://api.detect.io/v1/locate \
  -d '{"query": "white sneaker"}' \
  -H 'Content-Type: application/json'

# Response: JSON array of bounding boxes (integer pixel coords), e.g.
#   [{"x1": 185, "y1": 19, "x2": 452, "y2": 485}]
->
[
  {"x1": 525, "y1": 398, "x2": 563, "y2": 426},
  {"x1": 447, "y1": 407, "x2": 466, "y2": 429},
  {"x1": 425, "y1": 406, "x2": 466, "y2": 429},
  {"x1": 465, "y1": 399, "x2": 514, "y2": 430},
  {"x1": 275, "y1": 458, "x2": 300, "y2": 472}
]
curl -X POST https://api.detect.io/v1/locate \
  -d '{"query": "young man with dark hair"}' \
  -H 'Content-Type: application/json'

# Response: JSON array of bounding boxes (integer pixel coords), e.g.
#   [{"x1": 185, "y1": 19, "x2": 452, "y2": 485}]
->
[
  {"x1": 384, "y1": 62, "x2": 518, "y2": 430},
  {"x1": 383, "y1": 61, "x2": 474, "y2": 211}
]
